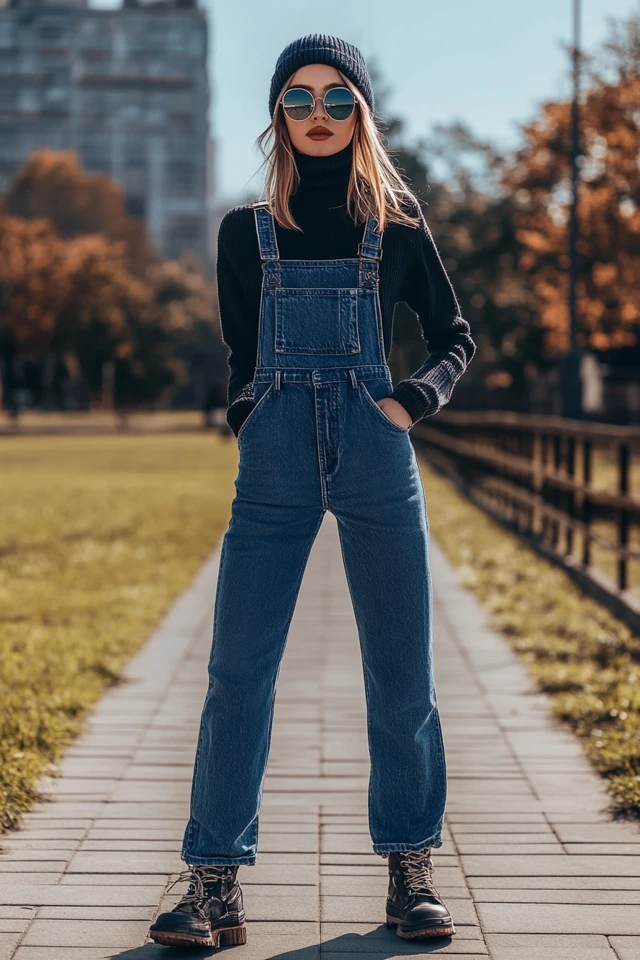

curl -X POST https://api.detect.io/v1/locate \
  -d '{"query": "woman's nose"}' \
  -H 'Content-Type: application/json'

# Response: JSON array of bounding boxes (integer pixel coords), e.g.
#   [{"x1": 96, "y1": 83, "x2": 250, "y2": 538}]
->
[{"x1": 312, "y1": 97, "x2": 328, "y2": 121}]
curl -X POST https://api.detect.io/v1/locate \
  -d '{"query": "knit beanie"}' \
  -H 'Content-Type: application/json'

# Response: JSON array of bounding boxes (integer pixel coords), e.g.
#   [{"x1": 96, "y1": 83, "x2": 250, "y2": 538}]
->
[{"x1": 268, "y1": 34, "x2": 375, "y2": 120}]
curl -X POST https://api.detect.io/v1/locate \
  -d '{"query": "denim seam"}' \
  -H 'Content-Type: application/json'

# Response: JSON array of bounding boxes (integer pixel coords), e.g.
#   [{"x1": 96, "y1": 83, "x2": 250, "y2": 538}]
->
[
  {"x1": 254, "y1": 508, "x2": 327, "y2": 854},
  {"x1": 183, "y1": 853, "x2": 258, "y2": 866},
  {"x1": 182, "y1": 533, "x2": 230, "y2": 864},
  {"x1": 372, "y1": 829, "x2": 444, "y2": 854},
  {"x1": 237, "y1": 383, "x2": 274, "y2": 442},
  {"x1": 313, "y1": 388, "x2": 329, "y2": 510},
  {"x1": 336, "y1": 522, "x2": 377, "y2": 842}
]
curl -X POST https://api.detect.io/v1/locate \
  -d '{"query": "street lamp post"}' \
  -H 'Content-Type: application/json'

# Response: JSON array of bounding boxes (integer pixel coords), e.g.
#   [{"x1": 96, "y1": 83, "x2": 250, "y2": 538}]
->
[{"x1": 560, "y1": 0, "x2": 583, "y2": 419}]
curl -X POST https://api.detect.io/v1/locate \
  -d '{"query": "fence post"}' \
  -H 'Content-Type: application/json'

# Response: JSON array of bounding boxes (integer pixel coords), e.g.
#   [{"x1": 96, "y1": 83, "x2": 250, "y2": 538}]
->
[
  {"x1": 581, "y1": 437, "x2": 592, "y2": 569},
  {"x1": 618, "y1": 443, "x2": 630, "y2": 592},
  {"x1": 566, "y1": 434, "x2": 576, "y2": 558}
]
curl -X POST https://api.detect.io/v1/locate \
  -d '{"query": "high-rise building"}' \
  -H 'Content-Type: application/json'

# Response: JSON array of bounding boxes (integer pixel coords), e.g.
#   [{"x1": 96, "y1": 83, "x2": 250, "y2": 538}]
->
[{"x1": 0, "y1": 0, "x2": 212, "y2": 264}]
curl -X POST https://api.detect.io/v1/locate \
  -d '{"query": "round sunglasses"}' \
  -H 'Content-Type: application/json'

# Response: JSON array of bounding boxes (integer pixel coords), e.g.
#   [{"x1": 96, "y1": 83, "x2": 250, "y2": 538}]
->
[{"x1": 280, "y1": 86, "x2": 356, "y2": 122}]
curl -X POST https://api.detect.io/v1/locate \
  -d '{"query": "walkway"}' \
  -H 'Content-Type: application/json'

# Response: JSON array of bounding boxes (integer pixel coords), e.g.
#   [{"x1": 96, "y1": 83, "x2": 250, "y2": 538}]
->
[{"x1": 1, "y1": 512, "x2": 639, "y2": 960}]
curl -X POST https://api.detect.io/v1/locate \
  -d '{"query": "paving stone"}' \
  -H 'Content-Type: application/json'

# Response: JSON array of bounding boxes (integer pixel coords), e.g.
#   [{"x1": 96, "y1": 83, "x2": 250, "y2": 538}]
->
[
  {"x1": 484, "y1": 933, "x2": 618, "y2": 959},
  {"x1": 0, "y1": 919, "x2": 29, "y2": 933},
  {"x1": 473, "y1": 888, "x2": 640, "y2": 904},
  {"x1": 477, "y1": 902, "x2": 640, "y2": 934},
  {"x1": 610, "y1": 937, "x2": 640, "y2": 960},
  {"x1": 456, "y1": 843, "x2": 563, "y2": 855},
  {"x1": 23, "y1": 804, "x2": 105, "y2": 819},
  {"x1": 0, "y1": 885, "x2": 163, "y2": 906},
  {"x1": 36, "y1": 906, "x2": 158, "y2": 920},
  {"x1": 56, "y1": 759, "x2": 129, "y2": 779},
  {"x1": 14, "y1": 950, "x2": 151, "y2": 960},
  {"x1": 565, "y1": 844, "x2": 640, "y2": 855},
  {"x1": 0, "y1": 933, "x2": 22, "y2": 960},
  {"x1": 22, "y1": 919, "x2": 148, "y2": 949},
  {"x1": 66, "y1": 850, "x2": 183, "y2": 874},
  {"x1": 0, "y1": 847, "x2": 76, "y2": 858},
  {"x1": 240, "y1": 890, "x2": 319, "y2": 922},
  {"x1": 79, "y1": 840, "x2": 181, "y2": 852},
  {"x1": 58, "y1": 874, "x2": 170, "y2": 886},
  {"x1": 554, "y1": 824, "x2": 640, "y2": 843},
  {"x1": 469, "y1": 876, "x2": 640, "y2": 890},
  {"x1": 0, "y1": 908, "x2": 35, "y2": 921},
  {"x1": 43, "y1": 779, "x2": 117, "y2": 797},
  {"x1": 449, "y1": 830, "x2": 556, "y2": 841},
  {"x1": 462, "y1": 854, "x2": 640, "y2": 877}
]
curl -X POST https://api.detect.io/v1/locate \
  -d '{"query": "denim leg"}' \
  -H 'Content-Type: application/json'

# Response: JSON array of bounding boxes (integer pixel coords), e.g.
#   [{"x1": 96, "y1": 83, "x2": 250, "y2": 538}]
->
[
  {"x1": 334, "y1": 468, "x2": 447, "y2": 854},
  {"x1": 182, "y1": 497, "x2": 325, "y2": 865}
]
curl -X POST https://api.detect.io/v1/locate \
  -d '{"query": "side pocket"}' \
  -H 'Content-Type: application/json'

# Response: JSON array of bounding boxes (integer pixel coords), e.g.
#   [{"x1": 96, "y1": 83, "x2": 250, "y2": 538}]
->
[
  {"x1": 237, "y1": 383, "x2": 274, "y2": 441},
  {"x1": 360, "y1": 381, "x2": 411, "y2": 435}
]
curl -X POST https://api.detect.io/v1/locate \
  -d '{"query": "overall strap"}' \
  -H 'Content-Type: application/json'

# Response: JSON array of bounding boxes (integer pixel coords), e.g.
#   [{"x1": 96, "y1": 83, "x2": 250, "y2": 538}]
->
[
  {"x1": 252, "y1": 202, "x2": 280, "y2": 261},
  {"x1": 358, "y1": 215, "x2": 383, "y2": 261}
]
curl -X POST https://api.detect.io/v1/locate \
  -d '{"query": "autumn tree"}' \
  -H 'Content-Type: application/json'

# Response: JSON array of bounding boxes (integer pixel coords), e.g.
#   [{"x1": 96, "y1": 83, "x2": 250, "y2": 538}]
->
[
  {"x1": 500, "y1": 12, "x2": 640, "y2": 358},
  {"x1": 2, "y1": 149, "x2": 156, "y2": 276}
]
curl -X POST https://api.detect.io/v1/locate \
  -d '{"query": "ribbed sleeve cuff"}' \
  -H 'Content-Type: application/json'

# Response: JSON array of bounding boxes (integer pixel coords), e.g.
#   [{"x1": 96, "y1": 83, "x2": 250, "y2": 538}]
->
[{"x1": 390, "y1": 380, "x2": 442, "y2": 425}]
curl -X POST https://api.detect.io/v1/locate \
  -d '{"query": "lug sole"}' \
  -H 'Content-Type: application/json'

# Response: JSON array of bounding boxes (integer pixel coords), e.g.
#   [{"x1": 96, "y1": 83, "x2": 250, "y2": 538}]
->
[
  {"x1": 386, "y1": 915, "x2": 456, "y2": 939},
  {"x1": 149, "y1": 923, "x2": 247, "y2": 948}
]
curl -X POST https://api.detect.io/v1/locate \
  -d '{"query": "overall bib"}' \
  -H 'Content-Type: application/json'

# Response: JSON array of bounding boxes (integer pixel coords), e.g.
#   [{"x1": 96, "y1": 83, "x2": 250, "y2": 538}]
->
[{"x1": 182, "y1": 203, "x2": 447, "y2": 865}]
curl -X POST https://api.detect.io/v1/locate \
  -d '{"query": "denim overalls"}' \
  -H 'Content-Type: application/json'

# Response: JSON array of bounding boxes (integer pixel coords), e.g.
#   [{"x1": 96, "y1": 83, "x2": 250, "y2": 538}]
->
[{"x1": 182, "y1": 202, "x2": 447, "y2": 865}]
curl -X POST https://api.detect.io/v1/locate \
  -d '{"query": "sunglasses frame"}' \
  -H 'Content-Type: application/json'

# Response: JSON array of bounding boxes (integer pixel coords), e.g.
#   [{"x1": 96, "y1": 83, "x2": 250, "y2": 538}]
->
[{"x1": 280, "y1": 85, "x2": 357, "y2": 122}]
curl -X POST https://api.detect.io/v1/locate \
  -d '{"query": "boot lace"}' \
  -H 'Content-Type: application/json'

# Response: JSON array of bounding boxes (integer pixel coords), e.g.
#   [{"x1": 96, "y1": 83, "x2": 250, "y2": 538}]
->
[
  {"x1": 398, "y1": 847, "x2": 439, "y2": 897},
  {"x1": 168, "y1": 865, "x2": 235, "y2": 918}
]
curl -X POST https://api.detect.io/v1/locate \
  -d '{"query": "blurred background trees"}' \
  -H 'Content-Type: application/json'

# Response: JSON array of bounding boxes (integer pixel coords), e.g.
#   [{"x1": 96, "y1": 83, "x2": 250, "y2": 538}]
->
[
  {"x1": 0, "y1": 150, "x2": 225, "y2": 418},
  {"x1": 0, "y1": 10, "x2": 637, "y2": 421},
  {"x1": 384, "y1": 9, "x2": 639, "y2": 419}
]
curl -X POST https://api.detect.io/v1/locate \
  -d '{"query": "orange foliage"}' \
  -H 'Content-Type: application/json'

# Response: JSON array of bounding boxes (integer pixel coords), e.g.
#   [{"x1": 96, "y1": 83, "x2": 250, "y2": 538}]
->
[
  {"x1": 502, "y1": 73, "x2": 640, "y2": 356},
  {"x1": 0, "y1": 213, "x2": 148, "y2": 362},
  {"x1": 2, "y1": 149, "x2": 156, "y2": 276}
]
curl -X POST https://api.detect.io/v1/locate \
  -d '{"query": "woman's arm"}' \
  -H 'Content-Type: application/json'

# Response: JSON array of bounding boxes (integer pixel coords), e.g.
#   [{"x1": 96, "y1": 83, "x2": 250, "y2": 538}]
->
[
  {"x1": 216, "y1": 212, "x2": 259, "y2": 435},
  {"x1": 389, "y1": 206, "x2": 476, "y2": 424}
]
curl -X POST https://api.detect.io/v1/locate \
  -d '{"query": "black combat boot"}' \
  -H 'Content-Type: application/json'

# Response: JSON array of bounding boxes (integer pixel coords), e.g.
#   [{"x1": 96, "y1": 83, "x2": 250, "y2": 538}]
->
[
  {"x1": 384, "y1": 846, "x2": 456, "y2": 939},
  {"x1": 148, "y1": 863, "x2": 247, "y2": 948}
]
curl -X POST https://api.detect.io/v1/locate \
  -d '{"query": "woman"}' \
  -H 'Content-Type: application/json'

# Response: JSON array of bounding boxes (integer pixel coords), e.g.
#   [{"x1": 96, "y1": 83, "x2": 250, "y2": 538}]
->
[{"x1": 149, "y1": 33, "x2": 475, "y2": 950}]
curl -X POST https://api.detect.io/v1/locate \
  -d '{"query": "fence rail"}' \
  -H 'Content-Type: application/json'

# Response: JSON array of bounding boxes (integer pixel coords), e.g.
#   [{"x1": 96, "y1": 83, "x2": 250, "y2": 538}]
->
[{"x1": 413, "y1": 410, "x2": 640, "y2": 631}]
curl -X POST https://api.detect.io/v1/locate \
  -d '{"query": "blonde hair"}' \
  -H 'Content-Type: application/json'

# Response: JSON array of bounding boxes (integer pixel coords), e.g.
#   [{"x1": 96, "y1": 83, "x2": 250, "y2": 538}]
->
[{"x1": 254, "y1": 71, "x2": 423, "y2": 233}]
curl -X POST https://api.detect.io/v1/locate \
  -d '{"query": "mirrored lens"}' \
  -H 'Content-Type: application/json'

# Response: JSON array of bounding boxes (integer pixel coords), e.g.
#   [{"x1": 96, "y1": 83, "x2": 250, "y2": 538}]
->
[
  {"x1": 282, "y1": 88, "x2": 314, "y2": 120},
  {"x1": 324, "y1": 87, "x2": 355, "y2": 121}
]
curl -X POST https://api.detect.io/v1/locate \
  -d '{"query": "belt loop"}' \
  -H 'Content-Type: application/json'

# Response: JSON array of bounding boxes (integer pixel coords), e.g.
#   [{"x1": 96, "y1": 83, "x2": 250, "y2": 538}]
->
[
  {"x1": 349, "y1": 368, "x2": 358, "y2": 389},
  {"x1": 275, "y1": 370, "x2": 281, "y2": 391}
]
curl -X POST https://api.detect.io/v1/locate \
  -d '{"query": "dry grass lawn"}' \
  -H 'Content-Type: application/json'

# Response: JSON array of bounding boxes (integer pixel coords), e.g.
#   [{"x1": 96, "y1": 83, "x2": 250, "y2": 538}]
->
[{"x1": 0, "y1": 432, "x2": 238, "y2": 832}]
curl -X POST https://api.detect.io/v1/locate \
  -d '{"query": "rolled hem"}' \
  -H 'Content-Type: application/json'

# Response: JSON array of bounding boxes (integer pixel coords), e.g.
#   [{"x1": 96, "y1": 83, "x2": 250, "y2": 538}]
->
[
  {"x1": 182, "y1": 854, "x2": 257, "y2": 866},
  {"x1": 372, "y1": 832, "x2": 443, "y2": 855}
]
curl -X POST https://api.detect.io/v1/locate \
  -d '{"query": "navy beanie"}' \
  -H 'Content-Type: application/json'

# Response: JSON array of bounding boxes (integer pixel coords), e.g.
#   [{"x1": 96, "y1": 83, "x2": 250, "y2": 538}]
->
[{"x1": 268, "y1": 33, "x2": 375, "y2": 120}]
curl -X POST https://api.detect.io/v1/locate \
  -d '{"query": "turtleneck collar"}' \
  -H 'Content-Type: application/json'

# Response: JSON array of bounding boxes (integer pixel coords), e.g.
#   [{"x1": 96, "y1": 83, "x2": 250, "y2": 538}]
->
[{"x1": 291, "y1": 139, "x2": 353, "y2": 191}]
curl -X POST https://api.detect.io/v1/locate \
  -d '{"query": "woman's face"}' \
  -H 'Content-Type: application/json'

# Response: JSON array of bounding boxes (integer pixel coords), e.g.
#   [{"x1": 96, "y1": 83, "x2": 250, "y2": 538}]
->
[{"x1": 281, "y1": 63, "x2": 357, "y2": 157}]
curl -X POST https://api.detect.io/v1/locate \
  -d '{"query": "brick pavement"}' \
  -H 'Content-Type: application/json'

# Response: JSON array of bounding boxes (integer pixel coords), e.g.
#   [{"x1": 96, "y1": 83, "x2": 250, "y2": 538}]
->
[{"x1": 1, "y1": 511, "x2": 639, "y2": 960}]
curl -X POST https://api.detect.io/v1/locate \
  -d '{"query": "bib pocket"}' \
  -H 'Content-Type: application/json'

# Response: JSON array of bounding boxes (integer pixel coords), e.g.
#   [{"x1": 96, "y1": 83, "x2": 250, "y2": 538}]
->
[{"x1": 275, "y1": 288, "x2": 360, "y2": 356}]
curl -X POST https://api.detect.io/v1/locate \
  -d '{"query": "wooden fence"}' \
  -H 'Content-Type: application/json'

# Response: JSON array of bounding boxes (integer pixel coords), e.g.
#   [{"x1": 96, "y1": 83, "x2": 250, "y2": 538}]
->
[{"x1": 413, "y1": 411, "x2": 640, "y2": 632}]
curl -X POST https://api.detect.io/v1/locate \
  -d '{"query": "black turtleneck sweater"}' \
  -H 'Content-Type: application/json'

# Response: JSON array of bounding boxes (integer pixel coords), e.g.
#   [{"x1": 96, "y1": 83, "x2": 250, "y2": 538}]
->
[{"x1": 216, "y1": 140, "x2": 476, "y2": 436}]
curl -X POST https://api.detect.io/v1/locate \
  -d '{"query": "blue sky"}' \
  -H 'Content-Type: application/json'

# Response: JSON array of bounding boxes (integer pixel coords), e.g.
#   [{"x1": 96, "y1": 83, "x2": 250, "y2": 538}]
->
[{"x1": 93, "y1": 0, "x2": 638, "y2": 204}]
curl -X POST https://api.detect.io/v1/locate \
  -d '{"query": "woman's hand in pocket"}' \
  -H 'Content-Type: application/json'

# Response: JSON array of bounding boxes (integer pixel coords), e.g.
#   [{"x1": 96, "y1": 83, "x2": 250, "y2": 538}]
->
[{"x1": 377, "y1": 397, "x2": 412, "y2": 430}]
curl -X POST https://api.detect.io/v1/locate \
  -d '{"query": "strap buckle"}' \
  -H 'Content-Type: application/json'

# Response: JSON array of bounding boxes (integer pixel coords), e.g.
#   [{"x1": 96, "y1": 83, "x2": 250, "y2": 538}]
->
[{"x1": 357, "y1": 242, "x2": 383, "y2": 261}]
